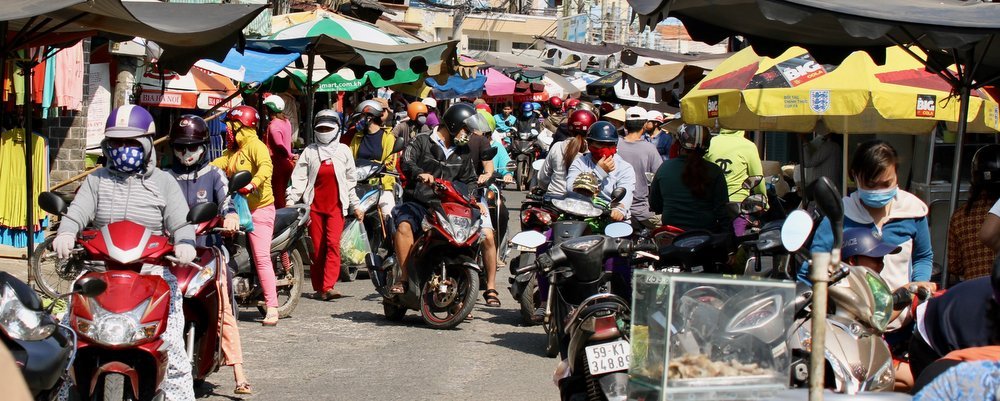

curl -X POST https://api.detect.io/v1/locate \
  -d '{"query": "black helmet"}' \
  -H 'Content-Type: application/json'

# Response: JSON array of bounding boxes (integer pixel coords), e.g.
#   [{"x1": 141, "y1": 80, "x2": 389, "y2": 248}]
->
[
  {"x1": 586, "y1": 121, "x2": 618, "y2": 144},
  {"x1": 442, "y1": 102, "x2": 491, "y2": 134},
  {"x1": 169, "y1": 115, "x2": 209, "y2": 145},
  {"x1": 972, "y1": 144, "x2": 1000, "y2": 189}
]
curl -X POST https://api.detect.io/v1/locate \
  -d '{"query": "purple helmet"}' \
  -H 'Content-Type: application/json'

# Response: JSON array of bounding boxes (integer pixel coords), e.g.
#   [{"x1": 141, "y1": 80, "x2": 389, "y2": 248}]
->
[{"x1": 105, "y1": 105, "x2": 156, "y2": 139}]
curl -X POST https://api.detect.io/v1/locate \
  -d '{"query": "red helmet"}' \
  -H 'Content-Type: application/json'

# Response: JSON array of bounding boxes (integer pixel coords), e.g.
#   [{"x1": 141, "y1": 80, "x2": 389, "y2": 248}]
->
[
  {"x1": 565, "y1": 98, "x2": 581, "y2": 110},
  {"x1": 548, "y1": 96, "x2": 564, "y2": 110},
  {"x1": 568, "y1": 110, "x2": 598, "y2": 136},
  {"x1": 225, "y1": 105, "x2": 259, "y2": 128},
  {"x1": 599, "y1": 102, "x2": 615, "y2": 115}
]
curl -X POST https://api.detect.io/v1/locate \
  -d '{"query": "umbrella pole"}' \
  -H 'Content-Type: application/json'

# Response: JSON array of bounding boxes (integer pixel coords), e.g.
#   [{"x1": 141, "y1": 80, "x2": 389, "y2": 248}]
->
[
  {"x1": 944, "y1": 85, "x2": 971, "y2": 289},
  {"x1": 304, "y1": 53, "x2": 316, "y2": 144}
]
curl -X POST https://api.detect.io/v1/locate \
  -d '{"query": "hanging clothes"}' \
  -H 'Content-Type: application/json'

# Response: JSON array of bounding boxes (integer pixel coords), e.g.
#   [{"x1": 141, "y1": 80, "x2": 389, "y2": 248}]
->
[
  {"x1": 54, "y1": 42, "x2": 84, "y2": 111},
  {"x1": 42, "y1": 53, "x2": 56, "y2": 116},
  {"x1": 0, "y1": 128, "x2": 49, "y2": 247}
]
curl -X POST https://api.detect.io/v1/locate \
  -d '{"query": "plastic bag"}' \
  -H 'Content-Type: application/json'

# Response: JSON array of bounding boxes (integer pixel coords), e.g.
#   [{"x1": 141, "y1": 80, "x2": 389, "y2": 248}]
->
[
  {"x1": 341, "y1": 220, "x2": 371, "y2": 266},
  {"x1": 232, "y1": 194, "x2": 254, "y2": 232}
]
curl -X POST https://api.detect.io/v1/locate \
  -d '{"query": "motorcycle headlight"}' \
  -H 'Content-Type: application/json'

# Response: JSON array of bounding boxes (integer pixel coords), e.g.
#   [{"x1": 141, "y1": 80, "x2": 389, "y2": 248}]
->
[
  {"x1": 184, "y1": 259, "x2": 218, "y2": 298},
  {"x1": 726, "y1": 295, "x2": 780, "y2": 332},
  {"x1": 866, "y1": 357, "x2": 894, "y2": 391},
  {"x1": 864, "y1": 272, "x2": 892, "y2": 332},
  {"x1": 76, "y1": 298, "x2": 158, "y2": 347},
  {"x1": 519, "y1": 132, "x2": 531, "y2": 140},
  {"x1": 552, "y1": 197, "x2": 603, "y2": 218},
  {"x1": 0, "y1": 283, "x2": 56, "y2": 341},
  {"x1": 437, "y1": 211, "x2": 476, "y2": 243}
]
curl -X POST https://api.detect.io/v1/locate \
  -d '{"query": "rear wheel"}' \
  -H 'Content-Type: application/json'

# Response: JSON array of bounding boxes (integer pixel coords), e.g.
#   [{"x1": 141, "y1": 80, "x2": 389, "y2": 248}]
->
[
  {"x1": 31, "y1": 236, "x2": 84, "y2": 298},
  {"x1": 419, "y1": 267, "x2": 479, "y2": 329},
  {"x1": 257, "y1": 249, "x2": 304, "y2": 318},
  {"x1": 102, "y1": 373, "x2": 128, "y2": 401},
  {"x1": 340, "y1": 264, "x2": 359, "y2": 282}
]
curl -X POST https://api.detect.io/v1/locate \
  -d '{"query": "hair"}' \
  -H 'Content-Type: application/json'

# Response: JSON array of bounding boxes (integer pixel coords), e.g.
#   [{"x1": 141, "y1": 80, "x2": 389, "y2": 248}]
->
[
  {"x1": 563, "y1": 137, "x2": 586, "y2": 172},
  {"x1": 681, "y1": 147, "x2": 710, "y2": 199},
  {"x1": 503, "y1": 101, "x2": 514, "y2": 110},
  {"x1": 624, "y1": 119, "x2": 646, "y2": 133},
  {"x1": 849, "y1": 140, "x2": 899, "y2": 187}
]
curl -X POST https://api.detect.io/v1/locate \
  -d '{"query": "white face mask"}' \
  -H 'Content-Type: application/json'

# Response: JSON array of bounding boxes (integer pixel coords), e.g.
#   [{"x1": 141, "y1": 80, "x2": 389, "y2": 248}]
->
[
  {"x1": 174, "y1": 146, "x2": 205, "y2": 166},
  {"x1": 315, "y1": 125, "x2": 340, "y2": 144}
]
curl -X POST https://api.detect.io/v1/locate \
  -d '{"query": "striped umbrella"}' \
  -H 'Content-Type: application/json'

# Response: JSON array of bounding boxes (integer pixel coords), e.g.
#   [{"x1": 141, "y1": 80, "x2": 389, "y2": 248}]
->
[{"x1": 269, "y1": 14, "x2": 413, "y2": 45}]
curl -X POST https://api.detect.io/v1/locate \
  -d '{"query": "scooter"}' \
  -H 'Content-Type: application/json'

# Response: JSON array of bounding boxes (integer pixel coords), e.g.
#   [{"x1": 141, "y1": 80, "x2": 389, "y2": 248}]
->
[
  {"x1": 351, "y1": 140, "x2": 406, "y2": 284},
  {"x1": 37, "y1": 191, "x2": 219, "y2": 401},
  {"x1": 0, "y1": 272, "x2": 105, "y2": 400},
  {"x1": 510, "y1": 129, "x2": 540, "y2": 191}
]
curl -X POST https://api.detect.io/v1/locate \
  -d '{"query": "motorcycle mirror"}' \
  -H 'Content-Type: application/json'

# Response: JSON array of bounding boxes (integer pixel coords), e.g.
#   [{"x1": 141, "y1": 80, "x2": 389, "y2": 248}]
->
[
  {"x1": 187, "y1": 202, "x2": 219, "y2": 225},
  {"x1": 808, "y1": 177, "x2": 844, "y2": 247},
  {"x1": 743, "y1": 175, "x2": 764, "y2": 190},
  {"x1": 229, "y1": 171, "x2": 253, "y2": 194},
  {"x1": 531, "y1": 159, "x2": 544, "y2": 171},
  {"x1": 610, "y1": 187, "x2": 627, "y2": 203},
  {"x1": 73, "y1": 277, "x2": 107, "y2": 298},
  {"x1": 604, "y1": 222, "x2": 633, "y2": 238},
  {"x1": 481, "y1": 146, "x2": 499, "y2": 161},
  {"x1": 781, "y1": 209, "x2": 814, "y2": 252},
  {"x1": 38, "y1": 192, "x2": 68, "y2": 216},
  {"x1": 510, "y1": 230, "x2": 546, "y2": 249},
  {"x1": 390, "y1": 139, "x2": 406, "y2": 155},
  {"x1": 740, "y1": 194, "x2": 767, "y2": 214}
]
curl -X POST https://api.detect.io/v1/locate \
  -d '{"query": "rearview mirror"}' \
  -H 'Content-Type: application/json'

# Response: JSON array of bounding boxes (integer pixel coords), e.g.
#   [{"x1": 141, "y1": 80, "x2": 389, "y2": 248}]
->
[
  {"x1": 743, "y1": 175, "x2": 764, "y2": 190},
  {"x1": 610, "y1": 187, "x2": 627, "y2": 203},
  {"x1": 187, "y1": 202, "x2": 218, "y2": 225},
  {"x1": 390, "y1": 138, "x2": 406, "y2": 155},
  {"x1": 38, "y1": 192, "x2": 68, "y2": 216},
  {"x1": 807, "y1": 177, "x2": 844, "y2": 247},
  {"x1": 740, "y1": 194, "x2": 767, "y2": 215},
  {"x1": 73, "y1": 277, "x2": 107, "y2": 298},
  {"x1": 604, "y1": 222, "x2": 633, "y2": 238},
  {"x1": 782, "y1": 209, "x2": 814, "y2": 252},
  {"x1": 532, "y1": 159, "x2": 544, "y2": 171},
  {"x1": 481, "y1": 146, "x2": 499, "y2": 161},
  {"x1": 229, "y1": 171, "x2": 253, "y2": 195},
  {"x1": 510, "y1": 230, "x2": 546, "y2": 249}
]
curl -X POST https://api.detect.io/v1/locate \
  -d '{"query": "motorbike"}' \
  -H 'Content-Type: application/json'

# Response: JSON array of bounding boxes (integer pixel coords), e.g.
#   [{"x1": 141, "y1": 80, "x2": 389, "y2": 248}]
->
[
  {"x1": 377, "y1": 178, "x2": 485, "y2": 329},
  {"x1": 225, "y1": 172, "x2": 310, "y2": 318},
  {"x1": 37, "y1": 190, "x2": 219, "y2": 401},
  {"x1": 1, "y1": 272, "x2": 105, "y2": 400},
  {"x1": 512, "y1": 229, "x2": 657, "y2": 401},
  {"x1": 351, "y1": 140, "x2": 406, "y2": 284},
  {"x1": 510, "y1": 129, "x2": 541, "y2": 191}
]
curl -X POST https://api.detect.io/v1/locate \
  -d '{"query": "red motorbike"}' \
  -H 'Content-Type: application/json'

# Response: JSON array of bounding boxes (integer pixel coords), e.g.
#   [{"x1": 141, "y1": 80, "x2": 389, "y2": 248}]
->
[
  {"x1": 38, "y1": 191, "x2": 221, "y2": 401},
  {"x1": 379, "y1": 178, "x2": 484, "y2": 329}
]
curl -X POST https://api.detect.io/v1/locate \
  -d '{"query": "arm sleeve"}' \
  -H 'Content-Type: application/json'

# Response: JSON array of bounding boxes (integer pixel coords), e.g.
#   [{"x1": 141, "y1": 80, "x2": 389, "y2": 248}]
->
[
  {"x1": 343, "y1": 147, "x2": 361, "y2": 207},
  {"x1": 911, "y1": 217, "x2": 934, "y2": 282},
  {"x1": 270, "y1": 124, "x2": 292, "y2": 159},
  {"x1": 536, "y1": 146, "x2": 559, "y2": 188},
  {"x1": 250, "y1": 143, "x2": 273, "y2": 190},
  {"x1": 493, "y1": 143, "x2": 512, "y2": 176},
  {"x1": 615, "y1": 168, "x2": 636, "y2": 218},
  {"x1": 649, "y1": 147, "x2": 663, "y2": 176},
  {"x1": 650, "y1": 171, "x2": 663, "y2": 214},
  {"x1": 214, "y1": 171, "x2": 236, "y2": 216},
  {"x1": 798, "y1": 217, "x2": 833, "y2": 282},
  {"x1": 160, "y1": 175, "x2": 195, "y2": 246},
  {"x1": 286, "y1": 150, "x2": 310, "y2": 205},
  {"x1": 400, "y1": 137, "x2": 427, "y2": 178},
  {"x1": 946, "y1": 216, "x2": 962, "y2": 278},
  {"x1": 57, "y1": 175, "x2": 100, "y2": 236}
]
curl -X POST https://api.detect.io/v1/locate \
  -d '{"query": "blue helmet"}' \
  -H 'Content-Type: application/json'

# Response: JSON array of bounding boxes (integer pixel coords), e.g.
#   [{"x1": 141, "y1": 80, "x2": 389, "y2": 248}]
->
[
  {"x1": 105, "y1": 105, "x2": 156, "y2": 139},
  {"x1": 531, "y1": 102, "x2": 542, "y2": 111},
  {"x1": 586, "y1": 121, "x2": 618, "y2": 144},
  {"x1": 521, "y1": 102, "x2": 533, "y2": 113}
]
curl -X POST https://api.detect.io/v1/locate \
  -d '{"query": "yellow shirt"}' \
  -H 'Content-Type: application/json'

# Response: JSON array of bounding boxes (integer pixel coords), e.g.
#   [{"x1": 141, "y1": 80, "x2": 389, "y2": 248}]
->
[{"x1": 211, "y1": 127, "x2": 274, "y2": 210}]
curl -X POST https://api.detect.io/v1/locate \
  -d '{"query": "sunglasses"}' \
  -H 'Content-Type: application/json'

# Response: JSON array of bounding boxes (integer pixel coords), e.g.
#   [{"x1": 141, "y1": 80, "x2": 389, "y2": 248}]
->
[{"x1": 172, "y1": 144, "x2": 202, "y2": 152}]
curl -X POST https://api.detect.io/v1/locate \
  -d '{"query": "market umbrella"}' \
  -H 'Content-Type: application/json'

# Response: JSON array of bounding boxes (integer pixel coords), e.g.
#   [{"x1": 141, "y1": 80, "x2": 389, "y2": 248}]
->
[
  {"x1": 269, "y1": 13, "x2": 412, "y2": 45},
  {"x1": 484, "y1": 67, "x2": 516, "y2": 96},
  {"x1": 542, "y1": 72, "x2": 580, "y2": 99},
  {"x1": 194, "y1": 48, "x2": 301, "y2": 85},
  {"x1": 587, "y1": 71, "x2": 625, "y2": 102},
  {"x1": 138, "y1": 66, "x2": 240, "y2": 111}
]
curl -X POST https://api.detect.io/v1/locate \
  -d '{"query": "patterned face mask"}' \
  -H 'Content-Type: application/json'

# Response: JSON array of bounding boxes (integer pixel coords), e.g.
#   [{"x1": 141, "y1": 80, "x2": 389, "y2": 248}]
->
[{"x1": 109, "y1": 144, "x2": 145, "y2": 173}]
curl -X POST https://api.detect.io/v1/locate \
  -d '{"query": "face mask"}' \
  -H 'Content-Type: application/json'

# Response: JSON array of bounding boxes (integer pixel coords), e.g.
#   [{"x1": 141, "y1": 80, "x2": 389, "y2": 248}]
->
[
  {"x1": 315, "y1": 125, "x2": 340, "y2": 144},
  {"x1": 416, "y1": 116, "x2": 427, "y2": 125},
  {"x1": 174, "y1": 146, "x2": 205, "y2": 166},
  {"x1": 857, "y1": 185, "x2": 897, "y2": 208},
  {"x1": 109, "y1": 144, "x2": 146, "y2": 173},
  {"x1": 524, "y1": 112, "x2": 533, "y2": 118},
  {"x1": 454, "y1": 131, "x2": 470, "y2": 146},
  {"x1": 589, "y1": 145, "x2": 616, "y2": 160}
]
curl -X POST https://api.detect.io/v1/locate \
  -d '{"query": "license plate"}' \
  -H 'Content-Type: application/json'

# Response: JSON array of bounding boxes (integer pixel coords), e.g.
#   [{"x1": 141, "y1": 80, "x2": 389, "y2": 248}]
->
[{"x1": 585, "y1": 339, "x2": 631, "y2": 375}]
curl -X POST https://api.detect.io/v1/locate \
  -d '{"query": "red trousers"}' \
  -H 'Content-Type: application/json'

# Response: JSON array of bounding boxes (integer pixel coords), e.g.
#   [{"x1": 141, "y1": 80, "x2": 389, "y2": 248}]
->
[
  {"x1": 272, "y1": 158, "x2": 294, "y2": 209},
  {"x1": 308, "y1": 210, "x2": 344, "y2": 292}
]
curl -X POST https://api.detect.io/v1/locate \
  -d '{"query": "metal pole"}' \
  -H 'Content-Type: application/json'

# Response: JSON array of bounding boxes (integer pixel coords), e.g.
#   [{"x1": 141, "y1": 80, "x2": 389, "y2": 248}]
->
[
  {"x1": 944, "y1": 85, "x2": 971, "y2": 289},
  {"x1": 23, "y1": 56, "x2": 35, "y2": 263},
  {"x1": 304, "y1": 53, "x2": 316, "y2": 144}
]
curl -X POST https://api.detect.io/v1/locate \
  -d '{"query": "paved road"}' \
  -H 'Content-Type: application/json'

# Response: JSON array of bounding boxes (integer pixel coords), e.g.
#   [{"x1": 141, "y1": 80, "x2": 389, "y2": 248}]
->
[{"x1": 198, "y1": 190, "x2": 558, "y2": 401}]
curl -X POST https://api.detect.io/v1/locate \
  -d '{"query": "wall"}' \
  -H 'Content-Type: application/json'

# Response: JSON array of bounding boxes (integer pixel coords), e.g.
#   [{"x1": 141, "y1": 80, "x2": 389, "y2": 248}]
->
[{"x1": 46, "y1": 41, "x2": 91, "y2": 192}]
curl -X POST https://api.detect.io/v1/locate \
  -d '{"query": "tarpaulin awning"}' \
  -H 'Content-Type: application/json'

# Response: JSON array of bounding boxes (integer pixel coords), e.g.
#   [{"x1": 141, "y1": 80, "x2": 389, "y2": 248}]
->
[
  {"x1": 138, "y1": 66, "x2": 239, "y2": 111},
  {"x1": 247, "y1": 36, "x2": 457, "y2": 78},
  {"x1": 195, "y1": 48, "x2": 301, "y2": 84},
  {"x1": 619, "y1": 63, "x2": 706, "y2": 105},
  {"x1": 2, "y1": 0, "x2": 267, "y2": 72},
  {"x1": 484, "y1": 68, "x2": 515, "y2": 96},
  {"x1": 425, "y1": 74, "x2": 487, "y2": 99},
  {"x1": 541, "y1": 37, "x2": 624, "y2": 69}
]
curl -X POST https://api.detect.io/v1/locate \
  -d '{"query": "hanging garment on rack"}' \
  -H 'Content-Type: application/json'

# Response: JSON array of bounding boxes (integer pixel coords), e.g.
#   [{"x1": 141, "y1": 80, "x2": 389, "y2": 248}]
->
[
  {"x1": 55, "y1": 42, "x2": 84, "y2": 111},
  {"x1": 0, "y1": 128, "x2": 49, "y2": 247}
]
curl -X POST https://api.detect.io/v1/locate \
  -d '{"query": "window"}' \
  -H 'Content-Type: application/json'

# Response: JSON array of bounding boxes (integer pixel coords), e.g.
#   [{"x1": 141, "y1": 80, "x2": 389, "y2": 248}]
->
[
  {"x1": 512, "y1": 42, "x2": 536, "y2": 50},
  {"x1": 468, "y1": 38, "x2": 498, "y2": 51}
]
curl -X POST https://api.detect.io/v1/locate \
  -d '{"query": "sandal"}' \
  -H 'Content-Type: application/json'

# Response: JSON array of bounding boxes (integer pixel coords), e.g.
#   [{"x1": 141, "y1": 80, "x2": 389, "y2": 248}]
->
[
  {"x1": 388, "y1": 282, "x2": 406, "y2": 295},
  {"x1": 483, "y1": 289, "x2": 501, "y2": 308},
  {"x1": 235, "y1": 382, "x2": 252, "y2": 395}
]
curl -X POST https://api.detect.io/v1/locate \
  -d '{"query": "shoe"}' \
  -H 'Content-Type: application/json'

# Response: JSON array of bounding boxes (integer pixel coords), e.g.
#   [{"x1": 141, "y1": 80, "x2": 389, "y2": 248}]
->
[
  {"x1": 321, "y1": 289, "x2": 343, "y2": 301},
  {"x1": 235, "y1": 382, "x2": 252, "y2": 395},
  {"x1": 262, "y1": 307, "x2": 279, "y2": 326}
]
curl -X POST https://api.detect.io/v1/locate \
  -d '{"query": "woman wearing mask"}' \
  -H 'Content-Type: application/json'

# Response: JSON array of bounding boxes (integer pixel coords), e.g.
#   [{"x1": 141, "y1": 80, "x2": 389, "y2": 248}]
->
[
  {"x1": 650, "y1": 123, "x2": 730, "y2": 231},
  {"x1": 536, "y1": 109, "x2": 597, "y2": 197},
  {"x1": 211, "y1": 105, "x2": 281, "y2": 326},
  {"x1": 349, "y1": 99, "x2": 399, "y2": 219},
  {"x1": 287, "y1": 110, "x2": 364, "y2": 300}
]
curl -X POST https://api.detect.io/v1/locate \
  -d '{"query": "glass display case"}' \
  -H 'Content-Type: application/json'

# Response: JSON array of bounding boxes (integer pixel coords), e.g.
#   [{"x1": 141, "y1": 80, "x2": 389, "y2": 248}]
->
[{"x1": 629, "y1": 271, "x2": 795, "y2": 401}]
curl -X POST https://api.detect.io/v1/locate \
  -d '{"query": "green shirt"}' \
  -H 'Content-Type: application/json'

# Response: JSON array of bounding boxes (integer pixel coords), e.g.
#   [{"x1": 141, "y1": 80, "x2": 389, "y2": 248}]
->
[
  {"x1": 650, "y1": 156, "x2": 730, "y2": 231},
  {"x1": 704, "y1": 130, "x2": 766, "y2": 202}
]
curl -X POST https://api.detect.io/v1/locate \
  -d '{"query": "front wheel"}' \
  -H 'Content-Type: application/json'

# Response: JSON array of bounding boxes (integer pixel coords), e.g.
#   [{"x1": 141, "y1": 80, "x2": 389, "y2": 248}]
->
[
  {"x1": 515, "y1": 160, "x2": 527, "y2": 191},
  {"x1": 340, "y1": 263, "x2": 359, "y2": 282},
  {"x1": 101, "y1": 373, "x2": 130, "y2": 401},
  {"x1": 31, "y1": 236, "x2": 84, "y2": 298},
  {"x1": 257, "y1": 249, "x2": 304, "y2": 318},
  {"x1": 419, "y1": 267, "x2": 479, "y2": 329}
]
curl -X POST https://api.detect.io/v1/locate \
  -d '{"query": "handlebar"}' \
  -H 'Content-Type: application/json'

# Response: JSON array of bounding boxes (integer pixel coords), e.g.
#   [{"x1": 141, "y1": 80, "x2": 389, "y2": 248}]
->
[{"x1": 164, "y1": 255, "x2": 205, "y2": 271}]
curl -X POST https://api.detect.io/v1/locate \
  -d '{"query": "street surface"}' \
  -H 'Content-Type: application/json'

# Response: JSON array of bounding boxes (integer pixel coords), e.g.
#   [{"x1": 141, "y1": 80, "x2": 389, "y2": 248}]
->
[{"x1": 195, "y1": 190, "x2": 559, "y2": 400}]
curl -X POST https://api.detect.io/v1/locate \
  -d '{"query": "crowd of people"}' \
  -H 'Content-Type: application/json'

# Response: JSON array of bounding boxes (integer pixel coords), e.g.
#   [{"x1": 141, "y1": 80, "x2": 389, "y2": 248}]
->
[{"x1": 28, "y1": 87, "x2": 1000, "y2": 400}]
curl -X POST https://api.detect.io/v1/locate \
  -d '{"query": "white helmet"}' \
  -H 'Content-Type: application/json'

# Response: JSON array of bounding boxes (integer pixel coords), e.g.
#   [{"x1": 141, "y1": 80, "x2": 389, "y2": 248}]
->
[{"x1": 263, "y1": 95, "x2": 285, "y2": 114}]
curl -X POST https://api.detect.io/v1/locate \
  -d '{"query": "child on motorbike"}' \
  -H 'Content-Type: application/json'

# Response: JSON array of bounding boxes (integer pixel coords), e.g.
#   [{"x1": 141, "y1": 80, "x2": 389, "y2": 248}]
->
[
  {"x1": 53, "y1": 105, "x2": 197, "y2": 401},
  {"x1": 167, "y1": 115, "x2": 251, "y2": 394}
]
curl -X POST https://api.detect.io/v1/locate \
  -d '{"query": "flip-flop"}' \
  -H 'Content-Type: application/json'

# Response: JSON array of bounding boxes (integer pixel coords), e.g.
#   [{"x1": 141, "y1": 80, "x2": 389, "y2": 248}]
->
[
  {"x1": 483, "y1": 289, "x2": 501, "y2": 308},
  {"x1": 388, "y1": 282, "x2": 406, "y2": 295},
  {"x1": 235, "y1": 382, "x2": 252, "y2": 395}
]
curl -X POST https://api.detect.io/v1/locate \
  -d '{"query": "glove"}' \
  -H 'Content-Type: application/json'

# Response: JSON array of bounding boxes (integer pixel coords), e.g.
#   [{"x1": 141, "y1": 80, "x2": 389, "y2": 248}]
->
[
  {"x1": 237, "y1": 183, "x2": 256, "y2": 195},
  {"x1": 174, "y1": 243, "x2": 197, "y2": 265},
  {"x1": 53, "y1": 233, "x2": 76, "y2": 259}
]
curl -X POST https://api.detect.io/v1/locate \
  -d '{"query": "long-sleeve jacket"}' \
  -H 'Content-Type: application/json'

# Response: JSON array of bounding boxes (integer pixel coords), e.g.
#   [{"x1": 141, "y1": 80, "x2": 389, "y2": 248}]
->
[
  {"x1": 536, "y1": 140, "x2": 574, "y2": 198},
  {"x1": 399, "y1": 133, "x2": 477, "y2": 205},
  {"x1": 491, "y1": 140, "x2": 513, "y2": 177},
  {"x1": 566, "y1": 154, "x2": 636, "y2": 218},
  {"x1": 168, "y1": 164, "x2": 237, "y2": 218},
  {"x1": 286, "y1": 143, "x2": 361, "y2": 217},
  {"x1": 211, "y1": 128, "x2": 273, "y2": 211},
  {"x1": 494, "y1": 114, "x2": 516, "y2": 133},
  {"x1": 704, "y1": 129, "x2": 767, "y2": 202}
]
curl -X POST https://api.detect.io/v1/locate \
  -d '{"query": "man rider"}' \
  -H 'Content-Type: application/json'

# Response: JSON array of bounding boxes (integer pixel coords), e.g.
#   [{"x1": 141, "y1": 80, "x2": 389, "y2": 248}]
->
[
  {"x1": 389, "y1": 103, "x2": 484, "y2": 295},
  {"x1": 542, "y1": 96, "x2": 567, "y2": 142},
  {"x1": 53, "y1": 105, "x2": 197, "y2": 401},
  {"x1": 493, "y1": 101, "x2": 517, "y2": 137},
  {"x1": 392, "y1": 101, "x2": 432, "y2": 146},
  {"x1": 566, "y1": 121, "x2": 636, "y2": 222},
  {"x1": 618, "y1": 107, "x2": 663, "y2": 229},
  {"x1": 350, "y1": 99, "x2": 400, "y2": 219},
  {"x1": 515, "y1": 102, "x2": 542, "y2": 136},
  {"x1": 704, "y1": 128, "x2": 767, "y2": 236}
]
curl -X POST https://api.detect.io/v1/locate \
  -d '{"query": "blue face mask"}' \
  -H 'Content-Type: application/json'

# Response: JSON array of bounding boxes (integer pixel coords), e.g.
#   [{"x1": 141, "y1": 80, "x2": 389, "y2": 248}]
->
[
  {"x1": 109, "y1": 145, "x2": 145, "y2": 173},
  {"x1": 858, "y1": 186, "x2": 897, "y2": 208}
]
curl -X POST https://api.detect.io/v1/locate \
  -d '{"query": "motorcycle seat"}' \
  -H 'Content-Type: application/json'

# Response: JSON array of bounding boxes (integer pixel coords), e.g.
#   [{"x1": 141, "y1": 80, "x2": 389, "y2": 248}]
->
[{"x1": 273, "y1": 208, "x2": 300, "y2": 237}]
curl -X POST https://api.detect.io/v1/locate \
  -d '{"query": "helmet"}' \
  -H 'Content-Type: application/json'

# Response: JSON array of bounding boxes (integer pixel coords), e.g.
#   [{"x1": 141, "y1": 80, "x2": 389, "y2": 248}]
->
[
  {"x1": 842, "y1": 228, "x2": 901, "y2": 260},
  {"x1": 169, "y1": 115, "x2": 209, "y2": 145},
  {"x1": 478, "y1": 109, "x2": 496, "y2": 132},
  {"x1": 443, "y1": 102, "x2": 491, "y2": 134},
  {"x1": 105, "y1": 105, "x2": 156, "y2": 139},
  {"x1": 357, "y1": 99, "x2": 384, "y2": 119},
  {"x1": 421, "y1": 97, "x2": 438, "y2": 109},
  {"x1": 263, "y1": 95, "x2": 285, "y2": 114},
  {"x1": 599, "y1": 102, "x2": 615, "y2": 115},
  {"x1": 475, "y1": 103, "x2": 492, "y2": 114},
  {"x1": 566, "y1": 98, "x2": 581, "y2": 110},
  {"x1": 972, "y1": 144, "x2": 1000, "y2": 188},
  {"x1": 572, "y1": 172, "x2": 600, "y2": 195},
  {"x1": 671, "y1": 123, "x2": 710, "y2": 151},
  {"x1": 225, "y1": 105, "x2": 259, "y2": 129},
  {"x1": 531, "y1": 102, "x2": 542, "y2": 111},
  {"x1": 521, "y1": 103, "x2": 533, "y2": 114},
  {"x1": 586, "y1": 121, "x2": 618, "y2": 144},
  {"x1": 568, "y1": 110, "x2": 598, "y2": 135},
  {"x1": 548, "y1": 96, "x2": 563, "y2": 110},
  {"x1": 407, "y1": 101, "x2": 429, "y2": 121}
]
